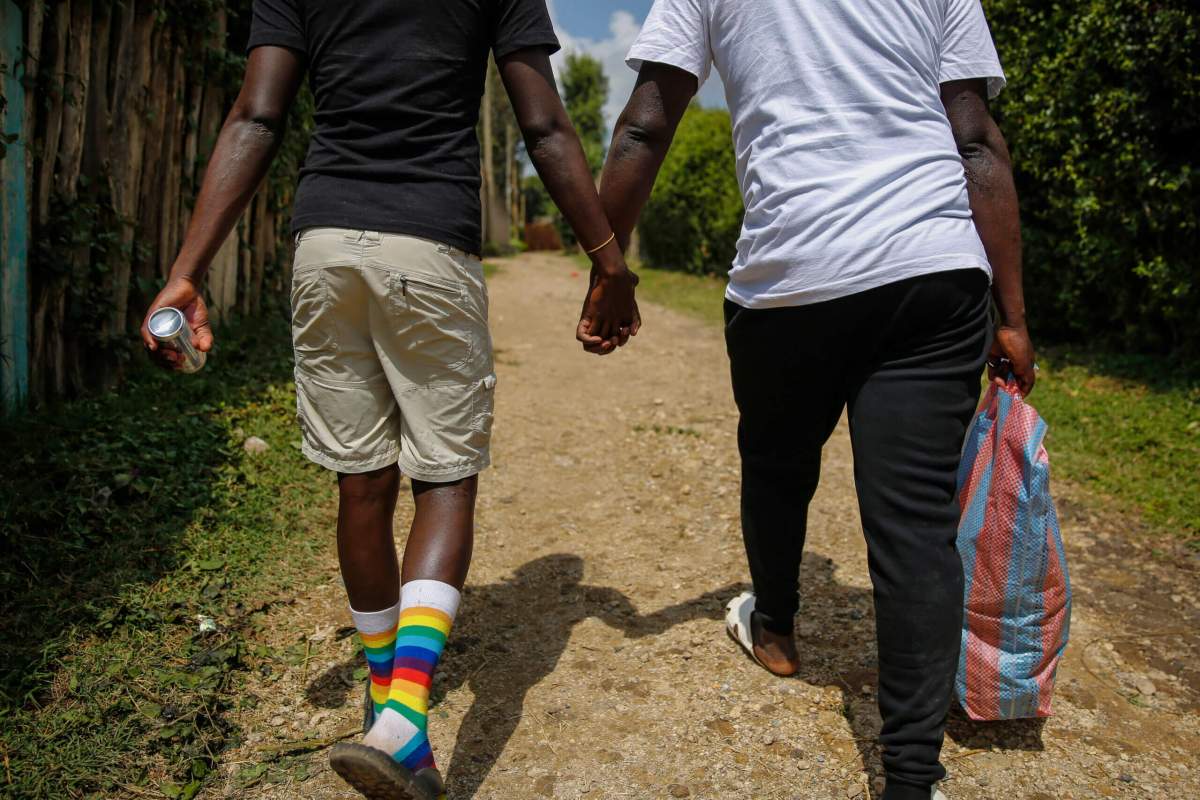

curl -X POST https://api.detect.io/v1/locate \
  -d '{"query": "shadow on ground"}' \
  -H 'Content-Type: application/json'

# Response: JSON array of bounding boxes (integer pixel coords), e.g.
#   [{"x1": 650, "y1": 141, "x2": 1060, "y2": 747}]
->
[
  {"x1": 733, "y1": 551, "x2": 1045, "y2": 800},
  {"x1": 306, "y1": 554, "x2": 745, "y2": 798},
  {"x1": 305, "y1": 550, "x2": 1051, "y2": 800}
]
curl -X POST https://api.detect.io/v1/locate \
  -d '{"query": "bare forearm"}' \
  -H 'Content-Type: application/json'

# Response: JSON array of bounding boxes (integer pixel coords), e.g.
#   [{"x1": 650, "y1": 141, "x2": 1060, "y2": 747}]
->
[
  {"x1": 963, "y1": 143, "x2": 1025, "y2": 326},
  {"x1": 598, "y1": 64, "x2": 696, "y2": 252},
  {"x1": 170, "y1": 115, "x2": 282, "y2": 283},
  {"x1": 600, "y1": 121, "x2": 673, "y2": 252},
  {"x1": 525, "y1": 122, "x2": 624, "y2": 272}
]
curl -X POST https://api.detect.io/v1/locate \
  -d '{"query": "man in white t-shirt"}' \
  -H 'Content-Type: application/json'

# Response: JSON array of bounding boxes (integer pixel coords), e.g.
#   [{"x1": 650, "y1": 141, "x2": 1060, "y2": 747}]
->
[{"x1": 594, "y1": 1, "x2": 1036, "y2": 797}]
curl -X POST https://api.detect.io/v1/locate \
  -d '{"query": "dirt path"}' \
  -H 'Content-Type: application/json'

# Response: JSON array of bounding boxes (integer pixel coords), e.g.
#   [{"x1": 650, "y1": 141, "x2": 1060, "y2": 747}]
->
[{"x1": 208, "y1": 253, "x2": 1200, "y2": 800}]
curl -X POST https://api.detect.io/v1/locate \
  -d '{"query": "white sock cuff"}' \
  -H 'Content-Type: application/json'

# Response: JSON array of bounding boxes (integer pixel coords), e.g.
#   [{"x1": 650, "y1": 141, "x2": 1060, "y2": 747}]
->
[
  {"x1": 349, "y1": 600, "x2": 402, "y2": 635},
  {"x1": 400, "y1": 579, "x2": 461, "y2": 619}
]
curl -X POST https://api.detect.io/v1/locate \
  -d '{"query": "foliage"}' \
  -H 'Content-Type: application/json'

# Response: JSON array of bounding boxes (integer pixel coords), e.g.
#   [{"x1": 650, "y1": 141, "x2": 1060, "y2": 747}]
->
[
  {"x1": 639, "y1": 105, "x2": 743, "y2": 276},
  {"x1": 560, "y1": 52, "x2": 609, "y2": 175},
  {"x1": 983, "y1": 0, "x2": 1199, "y2": 354},
  {"x1": 592, "y1": 256, "x2": 1200, "y2": 542},
  {"x1": 0, "y1": 59, "x2": 14, "y2": 161},
  {"x1": 25, "y1": 2, "x2": 313, "y2": 401},
  {"x1": 1026, "y1": 347, "x2": 1200, "y2": 536},
  {"x1": 0, "y1": 317, "x2": 334, "y2": 798}
]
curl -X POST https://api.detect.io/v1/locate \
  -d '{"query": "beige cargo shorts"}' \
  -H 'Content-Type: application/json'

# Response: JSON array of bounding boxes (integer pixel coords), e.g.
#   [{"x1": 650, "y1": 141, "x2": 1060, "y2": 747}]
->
[{"x1": 290, "y1": 228, "x2": 495, "y2": 481}]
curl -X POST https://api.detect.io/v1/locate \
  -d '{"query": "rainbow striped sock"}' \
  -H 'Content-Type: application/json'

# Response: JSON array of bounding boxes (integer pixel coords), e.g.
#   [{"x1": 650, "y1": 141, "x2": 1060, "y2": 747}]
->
[
  {"x1": 363, "y1": 580, "x2": 459, "y2": 777},
  {"x1": 350, "y1": 601, "x2": 401, "y2": 718}
]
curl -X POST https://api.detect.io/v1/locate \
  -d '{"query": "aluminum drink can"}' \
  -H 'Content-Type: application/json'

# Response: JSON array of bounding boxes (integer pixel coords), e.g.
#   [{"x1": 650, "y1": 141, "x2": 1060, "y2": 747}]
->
[{"x1": 148, "y1": 307, "x2": 207, "y2": 374}]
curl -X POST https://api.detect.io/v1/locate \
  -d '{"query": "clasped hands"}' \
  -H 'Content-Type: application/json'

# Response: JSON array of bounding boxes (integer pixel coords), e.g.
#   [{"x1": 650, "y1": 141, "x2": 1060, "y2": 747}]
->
[{"x1": 575, "y1": 255, "x2": 641, "y2": 356}]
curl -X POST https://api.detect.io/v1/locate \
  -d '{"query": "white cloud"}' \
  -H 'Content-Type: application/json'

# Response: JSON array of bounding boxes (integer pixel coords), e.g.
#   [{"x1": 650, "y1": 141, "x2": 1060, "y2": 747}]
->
[{"x1": 546, "y1": 3, "x2": 726, "y2": 133}]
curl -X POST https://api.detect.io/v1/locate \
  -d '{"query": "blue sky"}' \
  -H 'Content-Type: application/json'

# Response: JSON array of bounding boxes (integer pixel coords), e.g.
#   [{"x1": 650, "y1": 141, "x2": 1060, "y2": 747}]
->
[
  {"x1": 546, "y1": 0, "x2": 727, "y2": 130},
  {"x1": 553, "y1": 0, "x2": 654, "y2": 36}
]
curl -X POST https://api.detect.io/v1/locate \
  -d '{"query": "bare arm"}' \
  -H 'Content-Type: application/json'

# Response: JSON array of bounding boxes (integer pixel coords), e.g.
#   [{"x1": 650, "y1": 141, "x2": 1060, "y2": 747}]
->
[
  {"x1": 498, "y1": 48, "x2": 639, "y2": 354},
  {"x1": 942, "y1": 78, "x2": 1036, "y2": 395},
  {"x1": 141, "y1": 46, "x2": 305, "y2": 366},
  {"x1": 599, "y1": 63, "x2": 698, "y2": 250}
]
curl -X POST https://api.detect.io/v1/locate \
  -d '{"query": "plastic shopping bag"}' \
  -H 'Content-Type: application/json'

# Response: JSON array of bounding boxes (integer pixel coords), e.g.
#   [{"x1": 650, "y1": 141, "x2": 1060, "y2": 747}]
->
[{"x1": 955, "y1": 380, "x2": 1072, "y2": 720}]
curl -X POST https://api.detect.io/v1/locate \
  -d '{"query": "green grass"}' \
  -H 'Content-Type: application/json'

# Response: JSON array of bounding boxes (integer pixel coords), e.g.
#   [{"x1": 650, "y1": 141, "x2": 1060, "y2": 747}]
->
[
  {"x1": 1028, "y1": 349, "x2": 1199, "y2": 537},
  {"x1": 596, "y1": 258, "x2": 1200, "y2": 541},
  {"x1": 0, "y1": 313, "x2": 336, "y2": 799}
]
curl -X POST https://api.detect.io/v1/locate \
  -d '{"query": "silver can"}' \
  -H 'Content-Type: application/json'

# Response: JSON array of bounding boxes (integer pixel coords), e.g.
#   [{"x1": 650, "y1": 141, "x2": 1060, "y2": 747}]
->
[{"x1": 148, "y1": 307, "x2": 207, "y2": 374}]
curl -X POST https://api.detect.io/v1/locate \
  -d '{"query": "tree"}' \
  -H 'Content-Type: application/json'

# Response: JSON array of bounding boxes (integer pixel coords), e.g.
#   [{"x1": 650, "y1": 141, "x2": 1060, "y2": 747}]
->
[
  {"x1": 983, "y1": 0, "x2": 1199, "y2": 353},
  {"x1": 560, "y1": 52, "x2": 608, "y2": 176},
  {"x1": 639, "y1": 105, "x2": 743, "y2": 277},
  {"x1": 479, "y1": 56, "x2": 517, "y2": 251}
]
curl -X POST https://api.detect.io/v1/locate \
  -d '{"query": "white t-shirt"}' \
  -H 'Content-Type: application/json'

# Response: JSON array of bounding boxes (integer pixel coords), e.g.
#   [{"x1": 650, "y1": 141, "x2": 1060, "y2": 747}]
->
[{"x1": 627, "y1": 0, "x2": 1006, "y2": 308}]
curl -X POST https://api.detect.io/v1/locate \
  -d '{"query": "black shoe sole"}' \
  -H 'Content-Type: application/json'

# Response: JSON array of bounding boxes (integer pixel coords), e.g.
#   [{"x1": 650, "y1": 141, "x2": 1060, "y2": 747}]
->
[
  {"x1": 329, "y1": 743, "x2": 441, "y2": 800},
  {"x1": 363, "y1": 680, "x2": 376, "y2": 734}
]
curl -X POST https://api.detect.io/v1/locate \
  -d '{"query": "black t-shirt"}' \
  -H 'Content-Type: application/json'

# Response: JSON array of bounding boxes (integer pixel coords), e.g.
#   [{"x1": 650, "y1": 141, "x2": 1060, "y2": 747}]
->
[{"x1": 247, "y1": 0, "x2": 559, "y2": 254}]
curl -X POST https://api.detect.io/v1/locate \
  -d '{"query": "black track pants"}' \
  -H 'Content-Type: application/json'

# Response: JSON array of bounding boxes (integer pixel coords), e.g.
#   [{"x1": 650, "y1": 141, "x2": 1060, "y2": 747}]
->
[{"x1": 724, "y1": 269, "x2": 991, "y2": 798}]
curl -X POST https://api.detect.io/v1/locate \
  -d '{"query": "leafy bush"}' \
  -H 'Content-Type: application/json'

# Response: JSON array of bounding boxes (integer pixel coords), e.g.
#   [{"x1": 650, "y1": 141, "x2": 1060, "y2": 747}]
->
[
  {"x1": 639, "y1": 105, "x2": 743, "y2": 276},
  {"x1": 984, "y1": 0, "x2": 1199, "y2": 353}
]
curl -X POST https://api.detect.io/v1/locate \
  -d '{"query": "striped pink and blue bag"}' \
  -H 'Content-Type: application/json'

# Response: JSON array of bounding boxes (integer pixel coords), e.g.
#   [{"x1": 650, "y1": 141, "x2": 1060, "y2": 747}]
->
[{"x1": 955, "y1": 379, "x2": 1072, "y2": 720}]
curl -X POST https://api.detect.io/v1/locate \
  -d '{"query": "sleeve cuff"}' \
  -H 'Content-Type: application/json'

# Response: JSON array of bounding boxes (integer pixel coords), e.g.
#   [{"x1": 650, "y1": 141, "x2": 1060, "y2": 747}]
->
[
  {"x1": 626, "y1": 45, "x2": 711, "y2": 86},
  {"x1": 939, "y1": 62, "x2": 1006, "y2": 99},
  {"x1": 494, "y1": 37, "x2": 561, "y2": 60},
  {"x1": 246, "y1": 33, "x2": 308, "y2": 58}
]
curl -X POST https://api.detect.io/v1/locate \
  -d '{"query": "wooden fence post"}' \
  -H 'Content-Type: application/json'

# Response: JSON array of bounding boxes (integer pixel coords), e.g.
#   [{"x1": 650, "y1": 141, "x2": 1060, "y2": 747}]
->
[{"x1": 0, "y1": 0, "x2": 29, "y2": 413}]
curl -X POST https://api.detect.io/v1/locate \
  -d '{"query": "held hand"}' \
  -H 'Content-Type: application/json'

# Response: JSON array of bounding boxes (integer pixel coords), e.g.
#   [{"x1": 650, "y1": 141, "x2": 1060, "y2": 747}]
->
[
  {"x1": 140, "y1": 276, "x2": 214, "y2": 371},
  {"x1": 989, "y1": 322, "x2": 1036, "y2": 396},
  {"x1": 576, "y1": 263, "x2": 641, "y2": 356}
]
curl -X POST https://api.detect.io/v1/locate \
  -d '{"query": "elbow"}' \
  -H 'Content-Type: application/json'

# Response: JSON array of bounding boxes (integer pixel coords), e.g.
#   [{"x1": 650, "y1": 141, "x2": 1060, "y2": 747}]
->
[
  {"x1": 610, "y1": 115, "x2": 667, "y2": 162},
  {"x1": 958, "y1": 139, "x2": 1012, "y2": 188},
  {"x1": 228, "y1": 99, "x2": 287, "y2": 141},
  {"x1": 521, "y1": 112, "x2": 571, "y2": 155}
]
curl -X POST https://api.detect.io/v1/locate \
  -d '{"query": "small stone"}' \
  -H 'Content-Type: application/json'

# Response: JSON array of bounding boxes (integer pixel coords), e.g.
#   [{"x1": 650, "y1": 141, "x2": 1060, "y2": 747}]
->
[
  {"x1": 243, "y1": 436, "x2": 270, "y2": 454},
  {"x1": 846, "y1": 784, "x2": 863, "y2": 799},
  {"x1": 873, "y1": 777, "x2": 886, "y2": 794},
  {"x1": 860, "y1": 684, "x2": 872, "y2": 696},
  {"x1": 668, "y1": 785, "x2": 691, "y2": 798},
  {"x1": 654, "y1": 398, "x2": 665, "y2": 406},
  {"x1": 269, "y1": 715, "x2": 285, "y2": 727},
  {"x1": 1135, "y1": 677, "x2": 1157, "y2": 696},
  {"x1": 1118, "y1": 774, "x2": 1135, "y2": 784}
]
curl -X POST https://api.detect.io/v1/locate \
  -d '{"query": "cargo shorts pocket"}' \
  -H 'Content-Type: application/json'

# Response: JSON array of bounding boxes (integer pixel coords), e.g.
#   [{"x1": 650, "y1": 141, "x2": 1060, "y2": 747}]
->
[
  {"x1": 387, "y1": 271, "x2": 474, "y2": 377},
  {"x1": 471, "y1": 373, "x2": 497, "y2": 435},
  {"x1": 291, "y1": 268, "x2": 338, "y2": 363}
]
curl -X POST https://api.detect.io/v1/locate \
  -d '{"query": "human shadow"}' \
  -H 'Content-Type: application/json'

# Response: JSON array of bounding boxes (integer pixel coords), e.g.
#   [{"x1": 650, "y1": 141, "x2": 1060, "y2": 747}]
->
[
  {"x1": 304, "y1": 549, "x2": 1048, "y2": 799},
  {"x1": 426, "y1": 553, "x2": 746, "y2": 799},
  {"x1": 748, "y1": 552, "x2": 1044, "y2": 799}
]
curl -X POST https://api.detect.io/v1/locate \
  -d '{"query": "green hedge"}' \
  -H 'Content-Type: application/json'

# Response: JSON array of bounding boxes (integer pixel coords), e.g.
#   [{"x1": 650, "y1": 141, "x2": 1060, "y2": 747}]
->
[
  {"x1": 984, "y1": 0, "x2": 1198, "y2": 353},
  {"x1": 639, "y1": 105, "x2": 743, "y2": 276}
]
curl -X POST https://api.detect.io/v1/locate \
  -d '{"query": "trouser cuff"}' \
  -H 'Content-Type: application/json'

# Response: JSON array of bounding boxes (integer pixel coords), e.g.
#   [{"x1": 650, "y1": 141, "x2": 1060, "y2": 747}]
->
[{"x1": 752, "y1": 608, "x2": 794, "y2": 637}]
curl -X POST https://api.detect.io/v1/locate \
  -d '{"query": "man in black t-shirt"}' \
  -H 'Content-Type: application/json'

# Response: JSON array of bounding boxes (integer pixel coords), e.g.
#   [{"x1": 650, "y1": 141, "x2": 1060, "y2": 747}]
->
[{"x1": 140, "y1": 2, "x2": 640, "y2": 798}]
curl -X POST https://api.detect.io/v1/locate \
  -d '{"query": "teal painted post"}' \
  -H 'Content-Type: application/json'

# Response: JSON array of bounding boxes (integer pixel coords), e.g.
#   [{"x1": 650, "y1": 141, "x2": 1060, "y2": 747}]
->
[{"x1": 0, "y1": 0, "x2": 29, "y2": 413}]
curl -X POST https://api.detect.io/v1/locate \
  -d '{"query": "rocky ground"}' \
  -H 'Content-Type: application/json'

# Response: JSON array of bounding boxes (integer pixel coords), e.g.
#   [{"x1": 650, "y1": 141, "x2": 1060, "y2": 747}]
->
[{"x1": 204, "y1": 253, "x2": 1200, "y2": 800}]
